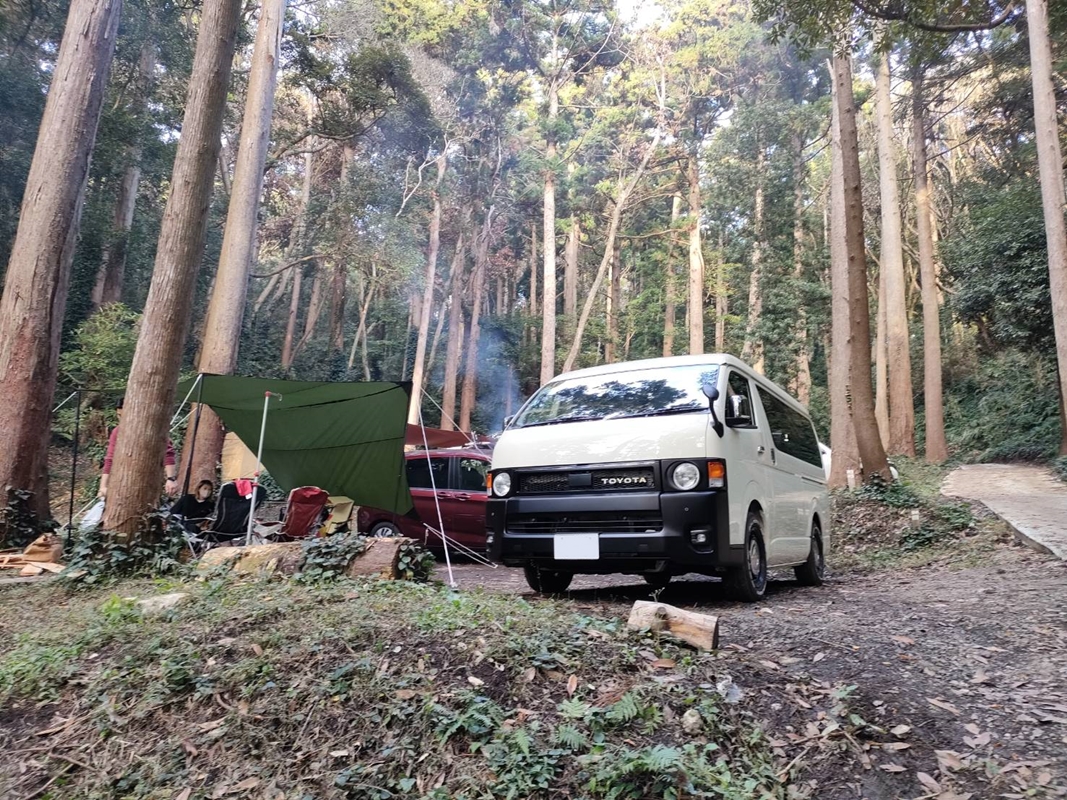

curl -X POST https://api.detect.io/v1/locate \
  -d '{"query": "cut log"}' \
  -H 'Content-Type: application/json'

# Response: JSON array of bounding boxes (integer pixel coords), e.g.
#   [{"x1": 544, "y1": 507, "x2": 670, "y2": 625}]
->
[
  {"x1": 194, "y1": 537, "x2": 417, "y2": 581},
  {"x1": 626, "y1": 600, "x2": 719, "y2": 651},
  {"x1": 34, "y1": 562, "x2": 66, "y2": 574},
  {"x1": 19, "y1": 564, "x2": 44, "y2": 577},
  {"x1": 345, "y1": 537, "x2": 412, "y2": 579}
]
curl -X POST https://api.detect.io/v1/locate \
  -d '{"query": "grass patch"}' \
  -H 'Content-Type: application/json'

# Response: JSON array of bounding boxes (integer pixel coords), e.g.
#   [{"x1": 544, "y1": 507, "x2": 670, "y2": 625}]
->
[{"x1": 0, "y1": 577, "x2": 785, "y2": 799}]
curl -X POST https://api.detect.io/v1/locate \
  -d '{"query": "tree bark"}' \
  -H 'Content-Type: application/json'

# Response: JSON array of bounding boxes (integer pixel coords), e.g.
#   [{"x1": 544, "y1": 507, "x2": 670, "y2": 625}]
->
[
  {"x1": 740, "y1": 142, "x2": 765, "y2": 371},
  {"x1": 460, "y1": 212, "x2": 492, "y2": 431},
  {"x1": 281, "y1": 265, "x2": 302, "y2": 371},
  {"x1": 687, "y1": 153, "x2": 705, "y2": 354},
  {"x1": 0, "y1": 0, "x2": 121, "y2": 519},
  {"x1": 540, "y1": 80, "x2": 560, "y2": 385},
  {"x1": 663, "y1": 193, "x2": 682, "y2": 357},
  {"x1": 529, "y1": 217, "x2": 538, "y2": 317},
  {"x1": 875, "y1": 265, "x2": 889, "y2": 447},
  {"x1": 910, "y1": 68, "x2": 948, "y2": 462},
  {"x1": 876, "y1": 49, "x2": 916, "y2": 456},
  {"x1": 791, "y1": 132, "x2": 812, "y2": 405},
  {"x1": 1025, "y1": 0, "x2": 1067, "y2": 456},
  {"x1": 715, "y1": 231, "x2": 727, "y2": 352},
  {"x1": 102, "y1": 0, "x2": 241, "y2": 534},
  {"x1": 827, "y1": 56, "x2": 861, "y2": 489},
  {"x1": 408, "y1": 154, "x2": 447, "y2": 424},
  {"x1": 188, "y1": 0, "x2": 286, "y2": 487},
  {"x1": 605, "y1": 240, "x2": 619, "y2": 363},
  {"x1": 91, "y1": 40, "x2": 155, "y2": 311},
  {"x1": 329, "y1": 261, "x2": 347, "y2": 355},
  {"x1": 564, "y1": 171, "x2": 580, "y2": 319},
  {"x1": 440, "y1": 233, "x2": 466, "y2": 430},
  {"x1": 293, "y1": 265, "x2": 324, "y2": 360},
  {"x1": 834, "y1": 49, "x2": 891, "y2": 482}
]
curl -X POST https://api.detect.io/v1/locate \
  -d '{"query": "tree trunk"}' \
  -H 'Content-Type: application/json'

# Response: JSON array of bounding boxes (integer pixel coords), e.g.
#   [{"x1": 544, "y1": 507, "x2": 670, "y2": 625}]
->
[
  {"x1": 740, "y1": 142, "x2": 765, "y2": 371},
  {"x1": 563, "y1": 132, "x2": 661, "y2": 373},
  {"x1": 791, "y1": 132, "x2": 812, "y2": 405},
  {"x1": 102, "y1": 0, "x2": 241, "y2": 534},
  {"x1": 663, "y1": 193, "x2": 682, "y2": 357},
  {"x1": 715, "y1": 231, "x2": 727, "y2": 352},
  {"x1": 408, "y1": 154, "x2": 447, "y2": 424},
  {"x1": 460, "y1": 212, "x2": 492, "y2": 431},
  {"x1": 188, "y1": 0, "x2": 286, "y2": 487},
  {"x1": 1025, "y1": 0, "x2": 1067, "y2": 456},
  {"x1": 540, "y1": 81, "x2": 559, "y2": 385},
  {"x1": 329, "y1": 261, "x2": 347, "y2": 355},
  {"x1": 911, "y1": 68, "x2": 948, "y2": 463},
  {"x1": 440, "y1": 234, "x2": 466, "y2": 430},
  {"x1": 529, "y1": 218, "x2": 538, "y2": 317},
  {"x1": 876, "y1": 48, "x2": 916, "y2": 456},
  {"x1": 834, "y1": 49, "x2": 891, "y2": 482},
  {"x1": 827, "y1": 56, "x2": 861, "y2": 489},
  {"x1": 293, "y1": 265, "x2": 325, "y2": 361},
  {"x1": 687, "y1": 153, "x2": 705, "y2": 355},
  {"x1": 91, "y1": 40, "x2": 155, "y2": 311},
  {"x1": 564, "y1": 183, "x2": 580, "y2": 319},
  {"x1": 0, "y1": 0, "x2": 121, "y2": 519},
  {"x1": 875, "y1": 266, "x2": 889, "y2": 447},
  {"x1": 605, "y1": 240, "x2": 618, "y2": 363},
  {"x1": 281, "y1": 265, "x2": 302, "y2": 371}
]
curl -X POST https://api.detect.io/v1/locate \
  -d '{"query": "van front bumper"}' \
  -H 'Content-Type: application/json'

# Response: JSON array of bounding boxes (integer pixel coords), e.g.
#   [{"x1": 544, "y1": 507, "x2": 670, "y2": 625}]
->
[{"x1": 486, "y1": 490, "x2": 743, "y2": 572}]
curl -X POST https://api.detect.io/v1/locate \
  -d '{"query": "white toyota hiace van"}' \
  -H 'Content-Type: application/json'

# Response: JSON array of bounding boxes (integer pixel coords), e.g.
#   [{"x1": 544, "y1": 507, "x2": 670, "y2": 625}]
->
[{"x1": 486, "y1": 355, "x2": 830, "y2": 602}]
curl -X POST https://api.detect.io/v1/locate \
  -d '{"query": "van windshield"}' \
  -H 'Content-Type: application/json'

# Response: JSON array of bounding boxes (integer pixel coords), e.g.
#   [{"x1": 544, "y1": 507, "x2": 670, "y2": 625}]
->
[{"x1": 513, "y1": 365, "x2": 720, "y2": 429}]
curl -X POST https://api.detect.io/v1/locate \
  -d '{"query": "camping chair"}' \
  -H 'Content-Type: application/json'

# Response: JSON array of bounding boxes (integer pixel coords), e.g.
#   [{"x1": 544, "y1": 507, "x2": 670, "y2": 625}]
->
[
  {"x1": 323, "y1": 496, "x2": 355, "y2": 535},
  {"x1": 254, "y1": 486, "x2": 331, "y2": 541},
  {"x1": 198, "y1": 481, "x2": 268, "y2": 546}
]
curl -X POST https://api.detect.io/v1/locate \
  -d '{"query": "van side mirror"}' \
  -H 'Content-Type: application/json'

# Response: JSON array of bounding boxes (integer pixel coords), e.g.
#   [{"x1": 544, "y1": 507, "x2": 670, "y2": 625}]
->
[
  {"x1": 701, "y1": 383, "x2": 724, "y2": 438},
  {"x1": 503, "y1": 414, "x2": 515, "y2": 429}
]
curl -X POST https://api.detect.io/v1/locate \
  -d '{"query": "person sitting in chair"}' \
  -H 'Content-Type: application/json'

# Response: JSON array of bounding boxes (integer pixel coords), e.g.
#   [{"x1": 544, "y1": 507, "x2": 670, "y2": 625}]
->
[{"x1": 171, "y1": 480, "x2": 215, "y2": 528}]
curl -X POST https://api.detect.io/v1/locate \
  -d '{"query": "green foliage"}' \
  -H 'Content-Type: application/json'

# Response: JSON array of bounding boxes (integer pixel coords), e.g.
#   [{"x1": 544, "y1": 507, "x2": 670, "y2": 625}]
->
[
  {"x1": 855, "y1": 476, "x2": 922, "y2": 508},
  {"x1": 0, "y1": 487, "x2": 55, "y2": 548},
  {"x1": 396, "y1": 541, "x2": 436, "y2": 581},
  {"x1": 430, "y1": 691, "x2": 505, "y2": 746},
  {"x1": 62, "y1": 512, "x2": 188, "y2": 587},
  {"x1": 297, "y1": 533, "x2": 368, "y2": 583},
  {"x1": 1053, "y1": 457, "x2": 1067, "y2": 483},
  {"x1": 58, "y1": 303, "x2": 140, "y2": 389}
]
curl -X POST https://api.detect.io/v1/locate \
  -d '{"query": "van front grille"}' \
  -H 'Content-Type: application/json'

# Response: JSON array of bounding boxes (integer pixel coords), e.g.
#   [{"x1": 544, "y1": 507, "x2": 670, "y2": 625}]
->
[
  {"x1": 518, "y1": 467, "x2": 656, "y2": 494},
  {"x1": 507, "y1": 511, "x2": 663, "y2": 535}
]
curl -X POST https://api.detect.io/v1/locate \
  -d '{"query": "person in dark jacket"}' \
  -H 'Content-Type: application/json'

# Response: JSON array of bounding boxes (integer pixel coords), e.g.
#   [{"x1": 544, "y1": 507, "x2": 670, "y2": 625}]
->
[{"x1": 171, "y1": 480, "x2": 215, "y2": 531}]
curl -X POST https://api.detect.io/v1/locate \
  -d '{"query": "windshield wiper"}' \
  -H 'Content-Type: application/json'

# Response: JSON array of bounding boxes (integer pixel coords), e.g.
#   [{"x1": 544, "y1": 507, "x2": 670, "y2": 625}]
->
[
  {"x1": 609, "y1": 406, "x2": 704, "y2": 420},
  {"x1": 517, "y1": 414, "x2": 604, "y2": 429}
]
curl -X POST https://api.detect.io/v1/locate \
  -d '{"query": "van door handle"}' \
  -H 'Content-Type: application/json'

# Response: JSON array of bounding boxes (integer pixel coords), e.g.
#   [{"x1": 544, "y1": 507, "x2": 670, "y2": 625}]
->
[
  {"x1": 771, "y1": 449, "x2": 777, "y2": 465},
  {"x1": 757, "y1": 446, "x2": 766, "y2": 455}
]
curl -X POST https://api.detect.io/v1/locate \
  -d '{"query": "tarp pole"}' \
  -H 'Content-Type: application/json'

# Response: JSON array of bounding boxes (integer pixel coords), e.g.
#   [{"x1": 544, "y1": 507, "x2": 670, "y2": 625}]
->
[
  {"x1": 419, "y1": 404, "x2": 455, "y2": 588},
  {"x1": 247, "y1": 392, "x2": 278, "y2": 545},
  {"x1": 181, "y1": 374, "x2": 205, "y2": 503},
  {"x1": 65, "y1": 389, "x2": 81, "y2": 545}
]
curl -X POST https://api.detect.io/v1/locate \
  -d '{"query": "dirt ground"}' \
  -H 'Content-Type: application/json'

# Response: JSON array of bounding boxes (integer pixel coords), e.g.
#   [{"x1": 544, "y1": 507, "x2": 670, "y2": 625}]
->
[{"x1": 439, "y1": 543, "x2": 1067, "y2": 798}]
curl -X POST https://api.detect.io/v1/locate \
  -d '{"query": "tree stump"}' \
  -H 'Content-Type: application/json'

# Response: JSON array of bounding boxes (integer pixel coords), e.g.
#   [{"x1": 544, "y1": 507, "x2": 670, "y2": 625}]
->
[
  {"x1": 626, "y1": 600, "x2": 719, "y2": 651},
  {"x1": 345, "y1": 537, "x2": 412, "y2": 579}
]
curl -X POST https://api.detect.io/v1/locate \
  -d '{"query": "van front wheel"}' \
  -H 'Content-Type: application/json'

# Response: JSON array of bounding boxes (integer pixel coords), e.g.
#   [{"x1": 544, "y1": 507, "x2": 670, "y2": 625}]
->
[
  {"x1": 726, "y1": 513, "x2": 767, "y2": 602},
  {"x1": 794, "y1": 523, "x2": 825, "y2": 586},
  {"x1": 524, "y1": 565, "x2": 573, "y2": 595}
]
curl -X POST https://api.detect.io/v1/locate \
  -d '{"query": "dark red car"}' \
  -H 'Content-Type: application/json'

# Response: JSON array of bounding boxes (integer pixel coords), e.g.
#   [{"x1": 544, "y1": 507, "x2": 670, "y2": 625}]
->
[{"x1": 356, "y1": 448, "x2": 491, "y2": 552}]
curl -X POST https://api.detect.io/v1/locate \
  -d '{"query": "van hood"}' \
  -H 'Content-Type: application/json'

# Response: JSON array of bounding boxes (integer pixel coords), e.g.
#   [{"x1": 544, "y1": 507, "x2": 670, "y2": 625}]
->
[{"x1": 492, "y1": 414, "x2": 710, "y2": 469}]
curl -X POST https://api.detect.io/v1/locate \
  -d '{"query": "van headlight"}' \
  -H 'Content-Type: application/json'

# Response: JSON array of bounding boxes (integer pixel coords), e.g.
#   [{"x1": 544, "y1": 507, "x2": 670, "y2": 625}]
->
[
  {"x1": 492, "y1": 472, "x2": 513, "y2": 497},
  {"x1": 669, "y1": 462, "x2": 700, "y2": 491}
]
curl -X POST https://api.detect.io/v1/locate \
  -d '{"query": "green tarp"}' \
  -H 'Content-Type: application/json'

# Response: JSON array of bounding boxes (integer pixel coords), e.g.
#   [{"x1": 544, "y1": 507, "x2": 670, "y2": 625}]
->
[{"x1": 179, "y1": 375, "x2": 413, "y2": 515}]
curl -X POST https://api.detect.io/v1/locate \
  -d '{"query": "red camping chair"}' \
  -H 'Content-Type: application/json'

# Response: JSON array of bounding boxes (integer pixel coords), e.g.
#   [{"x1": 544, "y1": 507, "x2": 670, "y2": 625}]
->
[{"x1": 254, "y1": 486, "x2": 331, "y2": 541}]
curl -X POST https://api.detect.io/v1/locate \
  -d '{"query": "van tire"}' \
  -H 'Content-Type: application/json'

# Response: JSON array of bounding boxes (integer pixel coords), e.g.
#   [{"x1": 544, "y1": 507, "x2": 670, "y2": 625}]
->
[
  {"x1": 524, "y1": 565, "x2": 573, "y2": 595},
  {"x1": 726, "y1": 513, "x2": 767, "y2": 602},
  {"x1": 794, "y1": 522, "x2": 825, "y2": 586}
]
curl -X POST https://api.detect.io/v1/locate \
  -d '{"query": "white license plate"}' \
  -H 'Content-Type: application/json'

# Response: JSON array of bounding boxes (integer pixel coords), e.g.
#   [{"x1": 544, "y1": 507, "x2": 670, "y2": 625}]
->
[{"x1": 554, "y1": 533, "x2": 599, "y2": 560}]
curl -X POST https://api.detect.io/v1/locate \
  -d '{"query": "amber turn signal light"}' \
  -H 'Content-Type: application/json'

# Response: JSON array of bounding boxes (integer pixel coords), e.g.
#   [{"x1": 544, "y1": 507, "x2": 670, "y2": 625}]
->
[{"x1": 707, "y1": 460, "x2": 725, "y2": 488}]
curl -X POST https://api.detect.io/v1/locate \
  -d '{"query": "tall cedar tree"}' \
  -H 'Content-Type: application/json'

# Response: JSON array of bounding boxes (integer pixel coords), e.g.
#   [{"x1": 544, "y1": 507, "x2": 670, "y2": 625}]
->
[
  {"x1": 0, "y1": 0, "x2": 121, "y2": 518},
  {"x1": 103, "y1": 0, "x2": 242, "y2": 533}
]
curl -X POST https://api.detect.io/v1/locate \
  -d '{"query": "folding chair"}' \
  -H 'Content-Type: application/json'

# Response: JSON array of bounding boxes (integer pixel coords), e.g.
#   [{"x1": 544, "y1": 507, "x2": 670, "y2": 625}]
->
[
  {"x1": 323, "y1": 496, "x2": 355, "y2": 535},
  {"x1": 254, "y1": 486, "x2": 331, "y2": 541},
  {"x1": 198, "y1": 481, "x2": 267, "y2": 546}
]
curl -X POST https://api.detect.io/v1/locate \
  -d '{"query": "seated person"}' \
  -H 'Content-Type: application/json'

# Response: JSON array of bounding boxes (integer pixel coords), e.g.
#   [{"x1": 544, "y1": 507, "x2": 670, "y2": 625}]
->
[{"x1": 170, "y1": 480, "x2": 215, "y2": 531}]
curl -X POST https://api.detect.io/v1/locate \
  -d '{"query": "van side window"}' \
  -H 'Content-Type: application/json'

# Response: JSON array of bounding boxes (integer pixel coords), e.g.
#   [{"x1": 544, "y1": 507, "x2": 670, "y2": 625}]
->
[
  {"x1": 458, "y1": 458, "x2": 489, "y2": 492},
  {"x1": 406, "y1": 457, "x2": 449, "y2": 489},
  {"x1": 726, "y1": 372, "x2": 756, "y2": 427},
  {"x1": 757, "y1": 390, "x2": 821, "y2": 467}
]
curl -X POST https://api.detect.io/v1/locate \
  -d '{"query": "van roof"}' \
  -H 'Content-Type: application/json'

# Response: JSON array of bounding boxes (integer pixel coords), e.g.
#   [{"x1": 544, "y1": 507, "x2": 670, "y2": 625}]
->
[{"x1": 547, "y1": 354, "x2": 811, "y2": 418}]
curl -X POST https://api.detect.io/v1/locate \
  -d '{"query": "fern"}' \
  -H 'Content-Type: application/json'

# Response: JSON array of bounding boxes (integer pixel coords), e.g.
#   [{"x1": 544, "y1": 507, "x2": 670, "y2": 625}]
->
[
  {"x1": 558, "y1": 697, "x2": 591, "y2": 720},
  {"x1": 554, "y1": 724, "x2": 590, "y2": 751},
  {"x1": 606, "y1": 692, "x2": 640, "y2": 724}
]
